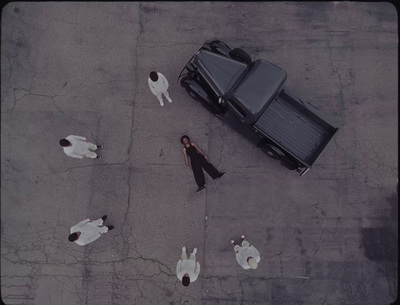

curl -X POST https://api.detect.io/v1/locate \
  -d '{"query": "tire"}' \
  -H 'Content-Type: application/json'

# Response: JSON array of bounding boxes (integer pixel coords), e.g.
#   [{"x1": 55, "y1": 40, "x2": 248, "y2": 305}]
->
[
  {"x1": 180, "y1": 76, "x2": 223, "y2": 117},
  {"x1": 260, "y1": 144, "x2": 284, "y2": 160},
  {"x1": 229, "y1": 48, "x2": 252, "y2": 64},
  {"x1": 180, "y1": 77, "x2": 204, "y2": 102}
]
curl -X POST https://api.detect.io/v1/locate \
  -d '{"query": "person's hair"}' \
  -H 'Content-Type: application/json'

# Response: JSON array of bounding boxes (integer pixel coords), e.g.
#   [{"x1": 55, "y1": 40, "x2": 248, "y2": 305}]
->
[
  {"x1": 68, "y1": 233, "x2": 78, "y2": 242},
  {"x1": 59, "y1": 139, "x2": 71, "y2": 147},
  {"x1": 182, "y1": 276, "x2": 190, "y2": 287},
  {"x1": 149, "y1": 71, "x2": 158, "y2": 82},
  {"x1": 180, "y1": 135, "x2": 190, "y2": 144}
]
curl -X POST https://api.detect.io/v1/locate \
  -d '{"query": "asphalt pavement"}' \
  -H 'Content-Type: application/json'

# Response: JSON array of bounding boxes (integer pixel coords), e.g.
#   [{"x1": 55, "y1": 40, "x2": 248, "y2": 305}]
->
[{"x1": 1, "y1": 2, "x2": 398, "y2": 305}]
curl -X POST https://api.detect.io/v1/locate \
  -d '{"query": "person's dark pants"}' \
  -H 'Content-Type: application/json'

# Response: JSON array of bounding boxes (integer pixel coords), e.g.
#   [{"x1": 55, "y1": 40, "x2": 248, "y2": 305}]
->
[{"x1": 192, "y1": 157, "x2": 220, "y2": 187}]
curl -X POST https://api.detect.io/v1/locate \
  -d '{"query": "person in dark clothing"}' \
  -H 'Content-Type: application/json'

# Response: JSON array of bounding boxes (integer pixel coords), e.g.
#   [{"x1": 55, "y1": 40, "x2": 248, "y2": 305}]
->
[{"x1": 181, "y1": 135, "x2": 225, "y2": 193}]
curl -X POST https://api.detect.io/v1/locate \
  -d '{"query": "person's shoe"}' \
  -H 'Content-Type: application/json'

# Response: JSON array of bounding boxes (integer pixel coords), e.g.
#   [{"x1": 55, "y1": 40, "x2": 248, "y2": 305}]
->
[
  {"x1": 241, "y1": 235, "x2": 246, "y2": 241},
  {"x1": 192, "y1": 248, "x2": 197, "y2": 255},
  {"x1": 107, "y1": 225, "x2": 114, "y2": 231},
  {"x1": 231, "y1": 240, "x2": 237, "y2": 246},
  {"x1": 160, "y1": 102, "x2": 164, "y2": 107},
  {"x1": 167, "y1": 97, "x2": 172, "y2": 103},
  {"x1": 101, "y1": 215, "x2": 107, "y2": 221},
  {"x1": 196, "y1": 186, "x2": 205, "y2": 193},
  {"x1": 96, "y1": 155, "x2": 102, "y2": 159},
  {"x1": 97, "y1": 145, "x2": 103, "y2": 149},
  {"x1": 182, "y1": 246, "x2": 186, "y2": 253},
  {"x1": 217, "y1": 172, "x2": 225, "y2": 179}
]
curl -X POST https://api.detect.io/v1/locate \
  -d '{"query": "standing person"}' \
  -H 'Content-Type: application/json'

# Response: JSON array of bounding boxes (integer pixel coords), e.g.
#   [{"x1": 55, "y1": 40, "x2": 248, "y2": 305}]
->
[
  {"x1": 181, "y1": 135, "x2": 225, "y2": 193},
  {"x1": 176, "y1": 247, "x2": 200, "y2": 287},
  {"x1": 148, "y1": 71, "x2": 172, "y2": 107},
  {"x1": 59, "y1": 135, "x2": 102, "y2": 159},
  {"x1": 231, "y1": 235, "x2": 260, "y2": 269},
  {"x1": 68, "y1": 216, "x2": 114, "y2": 246}
]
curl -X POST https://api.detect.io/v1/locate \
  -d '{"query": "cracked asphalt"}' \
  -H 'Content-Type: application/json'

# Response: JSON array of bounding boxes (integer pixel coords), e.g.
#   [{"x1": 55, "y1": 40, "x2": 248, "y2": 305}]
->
[{"x1": 1, "y1": 2, "x2": 398, "y2": 305}]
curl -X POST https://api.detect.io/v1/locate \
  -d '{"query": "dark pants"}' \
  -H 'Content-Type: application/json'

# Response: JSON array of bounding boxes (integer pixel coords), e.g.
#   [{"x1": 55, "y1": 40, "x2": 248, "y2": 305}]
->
[{"x1": 192, "y1": 157, "x2": 220, "y2": 187}]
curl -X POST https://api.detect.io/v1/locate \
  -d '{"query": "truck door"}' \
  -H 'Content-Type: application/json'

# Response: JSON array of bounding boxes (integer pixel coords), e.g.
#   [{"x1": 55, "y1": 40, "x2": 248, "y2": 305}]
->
[{"x1": 222, "y1": 100, "x2": 261, "y2": 146}]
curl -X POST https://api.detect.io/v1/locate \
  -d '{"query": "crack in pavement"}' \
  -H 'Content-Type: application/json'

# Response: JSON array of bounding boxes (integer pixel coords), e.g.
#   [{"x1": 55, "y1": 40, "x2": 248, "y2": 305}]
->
[
  {"x1": 1, "y1": 86, "x2": 97, "y2": 140},
  {"x1": 116, "y1": 2, "x2": 144, "y2": 264}
]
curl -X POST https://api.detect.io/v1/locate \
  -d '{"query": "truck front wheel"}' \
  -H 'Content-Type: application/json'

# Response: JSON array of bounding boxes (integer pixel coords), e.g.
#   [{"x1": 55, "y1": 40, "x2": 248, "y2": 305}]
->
[
  {"x1": 180, "y1": 77, "x2": 206, "y2": 103},
  {"x1": 180, "y1": 76, "x2": 224, "y2": 118}
]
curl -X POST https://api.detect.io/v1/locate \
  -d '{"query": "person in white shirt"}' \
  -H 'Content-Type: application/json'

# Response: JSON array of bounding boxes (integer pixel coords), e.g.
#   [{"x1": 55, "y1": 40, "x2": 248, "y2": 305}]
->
[
  {"x1": 176, "y1": 246, "x2": 200, "y2": 286},
  {"x1": 148, "y1": 71, "x2": 172, "y2": 107},
  {"x1": 231, "y1": 235, "x2": 261, "y2": 269},
  {"x1": 59, "y1": 135, "x2": 102, "y2": 159},
  {"x1": 68, "y1": 215, "x2": 114, "y2": 246}
]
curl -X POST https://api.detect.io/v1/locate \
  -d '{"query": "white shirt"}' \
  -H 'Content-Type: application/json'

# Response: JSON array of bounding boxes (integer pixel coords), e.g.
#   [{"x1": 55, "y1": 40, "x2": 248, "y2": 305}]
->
[
  {"x1": 148, "y1": 72, "x2": 169, "y2": 95},
  {"x1": 63, "y1": 135, "x2": 88, "y2": 159},
  {"x1": 176, "y1": 259, "x2": 200, "y2": 282},
  {"x1": 236, "y1": 245, "x2": 261, "y2": 269},
  {"x1": 70, "y1": 219, "x2": 103, "y2": 246}
]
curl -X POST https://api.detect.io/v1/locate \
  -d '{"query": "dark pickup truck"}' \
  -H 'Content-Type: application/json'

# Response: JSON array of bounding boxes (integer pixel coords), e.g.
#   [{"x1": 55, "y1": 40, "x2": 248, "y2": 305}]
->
[{"x1": 178, "y1": 40, "x2": 338, "y2": 176}]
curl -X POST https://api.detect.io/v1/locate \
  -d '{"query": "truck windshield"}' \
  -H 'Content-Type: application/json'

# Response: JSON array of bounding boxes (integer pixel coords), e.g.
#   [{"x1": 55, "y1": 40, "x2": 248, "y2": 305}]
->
[{"x1": 225, "y1": 62, "x2": 254, "y2": 94}]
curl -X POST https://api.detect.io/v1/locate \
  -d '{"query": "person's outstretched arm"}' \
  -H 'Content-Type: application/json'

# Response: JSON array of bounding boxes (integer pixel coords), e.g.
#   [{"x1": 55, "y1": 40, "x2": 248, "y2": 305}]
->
[
  {"x1": 252, "y1": 246, "x2": 261, "y2": 262},
  {"x1": 176, "y1": 260, "x2": 182, "y2": 273},
  {"x1": 80, "y1": 232, "x2": 101, "y2": 246},
  {"x1": 194, "y1": 262, "x2": 201, "y2": 275},
  {"x1": 76, "y1": 218, "x2": 91, "y2": 226},
  {"x1": 71, "y1": 218, "x2": 90, "y2": 231},
  {"x1": 176, "y1": 260, "x2": 182, "y2": 279}
]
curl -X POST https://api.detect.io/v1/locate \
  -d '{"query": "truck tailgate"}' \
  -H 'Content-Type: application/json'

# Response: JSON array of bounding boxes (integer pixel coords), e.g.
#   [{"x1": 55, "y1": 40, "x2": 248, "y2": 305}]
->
[{"x1": 254, "y1": 90, "x2": 337, "y2": 165}]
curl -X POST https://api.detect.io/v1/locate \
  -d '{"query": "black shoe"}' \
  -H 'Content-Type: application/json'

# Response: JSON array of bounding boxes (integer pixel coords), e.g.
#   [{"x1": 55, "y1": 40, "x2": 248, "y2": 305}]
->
[
  {"x1": 101, "y1": 215, "x2": 107, "y2": 221},
  {"x1": 107, "y1": 225, "x2": 114, "y2": 231},
  {"x1": 97, "y1": 145, "x2": 103, "y2": 149},
  {"x1": 96, "y1": 155, "x2": 102, "y2": 159},
  {"x1": 196, "y1": 186, "x2": 206, "y2": 193},
  {"x1": 217, "y1": 172, "x2": 225, "y2": 179}
]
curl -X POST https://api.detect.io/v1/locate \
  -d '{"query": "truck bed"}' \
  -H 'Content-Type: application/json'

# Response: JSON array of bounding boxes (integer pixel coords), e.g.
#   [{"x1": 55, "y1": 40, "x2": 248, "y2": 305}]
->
[{"x1": 254, "y1": 90, "x2": 337, "y2": 165}]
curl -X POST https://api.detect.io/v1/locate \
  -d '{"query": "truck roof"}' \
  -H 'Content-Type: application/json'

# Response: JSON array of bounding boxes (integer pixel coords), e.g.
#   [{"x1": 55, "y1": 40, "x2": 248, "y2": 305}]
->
[
  {"x1": 194, "y1": 50, "x2": 247, "y2": 95},
  {"x1": 229, "y1": 60, "x2": 287, "y2": 117}
]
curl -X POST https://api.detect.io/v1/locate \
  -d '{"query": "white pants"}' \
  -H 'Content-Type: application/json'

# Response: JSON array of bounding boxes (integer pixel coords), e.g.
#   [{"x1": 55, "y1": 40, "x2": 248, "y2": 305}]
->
[
  {"x1": 181, "y1": 249, "x2": 196, "y2": 261},
  {"x1": 84, "y1": 142, "x2": 98, "y2": 158},
  {"x1": 155, "y1": 90, "x2": 171, "y2": 106},
  {"x1": 92, "y1": 218, "x2": 108, "y2": 233}
]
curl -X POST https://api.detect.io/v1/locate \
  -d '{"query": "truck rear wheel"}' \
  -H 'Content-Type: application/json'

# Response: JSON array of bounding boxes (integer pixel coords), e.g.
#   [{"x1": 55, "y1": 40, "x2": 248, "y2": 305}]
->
[
  {"x1": 229, "y1": 48, "x2": 252, "y2": 65},
  {"x1": 260, "y1": 144, "x2": 284, "y2": 160}
]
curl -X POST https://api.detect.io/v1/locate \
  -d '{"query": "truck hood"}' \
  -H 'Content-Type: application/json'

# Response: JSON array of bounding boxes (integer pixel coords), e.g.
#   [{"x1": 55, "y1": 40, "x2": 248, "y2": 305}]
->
[{"x1": 194, "y1": 50, "x2": 247, "y2": 95}]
